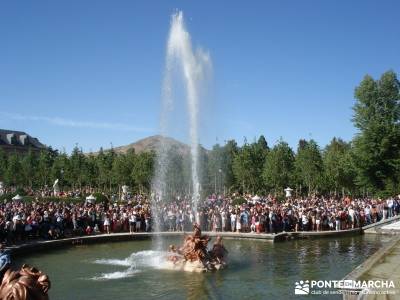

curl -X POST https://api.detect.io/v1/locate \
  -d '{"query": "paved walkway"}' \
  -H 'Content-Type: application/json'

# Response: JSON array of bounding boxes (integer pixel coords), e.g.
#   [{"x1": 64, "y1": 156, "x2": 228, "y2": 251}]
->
[
  {"x1": 359, "y1": 237, "x2": 400, "y2": 299},
  {"x1": 342, "y1": 236, "x2": 400, "y2": 300},
  {"x1": 381, "y1": 220, "x2": 400, "y2": 231},
  {"x1": 364, "y1": 216, "x2": 400, "y2": 235}
]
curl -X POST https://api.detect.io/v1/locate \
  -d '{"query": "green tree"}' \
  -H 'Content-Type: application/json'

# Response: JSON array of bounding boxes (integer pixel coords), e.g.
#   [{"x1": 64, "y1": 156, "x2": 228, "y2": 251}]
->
[
  {"x1": 198, "y1": 147, "x2": 210, "y2": 196},
  {"x1": 85, "y1": 154, "x2": 99, "y2": 189},
  {"x1": 233, "y1": 140, "x2": 267, "y2": 194},
  {"x1": 37, "y1": 150, "x2": 54, "y2": 187},
  {"x1": 5, "y1": 153, "x2": 22, "y2": 186},
  {"x1": 51, "y1": 152, "x2": 69, "y2": 189},
  {"x1": 96, "y1": 148, "x2": 116, "y2": 191},
  {"x1": 132, "y1": 151, "x2": 154, "y2": 193},
  {"x1": 0, "y1": 148, "x2": 8, "y2": 182},
  {"x1": 208, "y1": 140, "x2": 239, "y2": 195},
  {"x1": 222, "y1": 140, "x2": 238, "y2": 192},
  {"x1": 263, "y1": 139, "x2": 295, "y2": 194},
  {"x1": 323, "y1": 138, "x2": 355, "y2": 195},
  {"x1": 68, "y1": 146, "x2": 87, "y2": 189},
  {"x1": 257, "y1": 135, "x2": 269, "y2": 151},
  {"x1": 112, "y1": 152, "x2": 133, "y2": 187},
  {"x1": 208, "y1": 144, "x2": 224, "y2": 194},
  {"x1": 352, "y1": 71, "x2": 400, "y2": 195},
  {"x1": 21, "y1": 149, "x2": 38, "y2": 188},
  {"x1": 295, "y1": 139, "x2": 324, "y2": 195}
]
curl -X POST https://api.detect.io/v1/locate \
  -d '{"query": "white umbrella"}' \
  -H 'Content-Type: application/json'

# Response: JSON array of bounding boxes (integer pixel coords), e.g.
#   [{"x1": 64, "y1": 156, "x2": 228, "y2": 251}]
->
[
  {"x1": 252, "y1": 195, "x2": 261, "y2": 201},
  {"x1": 12, "y1": 194, "x2": 23, "y2": 201},
  {"x1": 86, "y1": 194, "x2": 96, "y2": 203},
  {"x1": 284, "y1": 187, "x2": 293, "y2": 198},
  {"x1": 122, "y1": 185, "x2": 129, "y2": 193}
]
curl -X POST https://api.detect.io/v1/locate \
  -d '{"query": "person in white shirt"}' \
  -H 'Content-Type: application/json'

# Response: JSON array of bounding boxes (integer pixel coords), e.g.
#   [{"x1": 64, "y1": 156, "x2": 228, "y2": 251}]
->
[
  {"x1": 129, "y1": 213, "x2": 136, "y2": 233},
  {"x1": 348, "y1": 207, "x2": 355, "y2": 229},
  {"x1": 387, "y1": 199, "x2": 394, "y2": 218},
  {"x1": 103, "y1": 214, "x2": 110, "y2": 234},
  {"x1": 230, "y1": 211, "x2": 236, "y2": 232},
  {"x1": 236, "y1": 213, "x2": 241, "y2": 233},
  {"x1": 364, "y1": 206, "x2": 371, "y2": 224}
]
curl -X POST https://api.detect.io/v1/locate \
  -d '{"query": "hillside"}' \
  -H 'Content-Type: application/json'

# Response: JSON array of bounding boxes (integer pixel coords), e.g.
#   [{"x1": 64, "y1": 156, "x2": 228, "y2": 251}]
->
[{"x1": 90, "y1": 135, "x2": 197, "y2": 155}]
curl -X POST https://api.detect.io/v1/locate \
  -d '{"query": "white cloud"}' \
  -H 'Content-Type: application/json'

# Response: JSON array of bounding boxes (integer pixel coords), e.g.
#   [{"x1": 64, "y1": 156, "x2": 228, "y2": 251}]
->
[{"x1": 0, "y1": 112, "x2": 153, "y2": 133}]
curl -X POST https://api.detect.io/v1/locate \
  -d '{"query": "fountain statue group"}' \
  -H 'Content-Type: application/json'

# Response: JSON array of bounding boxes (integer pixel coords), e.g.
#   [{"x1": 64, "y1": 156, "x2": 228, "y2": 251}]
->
[
  {"x1": 166, "y1": 224, "x2": 228, "y2": 272},
  {"x1": 0, "y1": 245, "x2": 51, "y2": 300}
]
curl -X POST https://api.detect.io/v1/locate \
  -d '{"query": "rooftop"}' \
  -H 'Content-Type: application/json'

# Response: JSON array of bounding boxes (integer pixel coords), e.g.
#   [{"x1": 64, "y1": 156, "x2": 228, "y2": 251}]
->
[{"x1": 0, "y1": 129, "x2": 46, "y2": 153}]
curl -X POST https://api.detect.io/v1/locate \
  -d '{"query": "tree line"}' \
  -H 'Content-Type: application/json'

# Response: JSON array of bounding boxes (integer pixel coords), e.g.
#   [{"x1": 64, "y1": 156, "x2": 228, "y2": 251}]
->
[
  {"x1": 0, "y1": 146, "x2": 155, "y2": 194},
  {"x1": 0, "y1": 71, "x2": 399, "y2": 198}
]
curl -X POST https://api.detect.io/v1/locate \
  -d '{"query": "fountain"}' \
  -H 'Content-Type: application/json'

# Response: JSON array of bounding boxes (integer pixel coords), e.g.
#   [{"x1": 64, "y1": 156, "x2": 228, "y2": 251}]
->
[
  {"x1": 166, "y1": 224, "x2": 228, "y2": 272},
  {"x1": 148, "y1": 11, "x2": 221, "y2": 271},
  {"x1": 151, "y1": 11, "x2": 212, "y2": 237}
]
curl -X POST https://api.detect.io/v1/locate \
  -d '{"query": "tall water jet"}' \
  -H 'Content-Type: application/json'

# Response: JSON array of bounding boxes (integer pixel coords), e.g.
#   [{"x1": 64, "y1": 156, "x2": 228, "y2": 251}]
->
[{"x1": 151, "y1": 11, "x2": 211, "y2": 239}]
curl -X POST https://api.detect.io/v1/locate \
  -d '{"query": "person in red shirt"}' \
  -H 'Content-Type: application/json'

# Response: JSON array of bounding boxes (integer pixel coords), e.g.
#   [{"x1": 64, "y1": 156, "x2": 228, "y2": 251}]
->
[{"x1": 85, "y1": 226, "x2": 93, "y2": 235}]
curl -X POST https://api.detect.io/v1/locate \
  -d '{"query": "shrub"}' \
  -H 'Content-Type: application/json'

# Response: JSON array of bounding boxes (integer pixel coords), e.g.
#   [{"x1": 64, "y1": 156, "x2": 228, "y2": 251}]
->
[
  {"x1": 0, "y1": 193, "x2": 12, "y2": 202},
  {"x1": 232, "y1": 197, "x2": 247, "y2": 206},
  {"x1": 92, "y1": 193, "x2": 109, "y2": 203},
  {"x1": 15, "y1": 187, "x2": 27, "y2": 196}
]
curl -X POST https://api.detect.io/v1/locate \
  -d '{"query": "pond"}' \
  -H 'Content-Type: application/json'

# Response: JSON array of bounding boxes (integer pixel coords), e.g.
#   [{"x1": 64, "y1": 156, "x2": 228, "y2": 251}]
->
[{"x1": 14, "y1": 235, "x2": 388, "y2": 300}]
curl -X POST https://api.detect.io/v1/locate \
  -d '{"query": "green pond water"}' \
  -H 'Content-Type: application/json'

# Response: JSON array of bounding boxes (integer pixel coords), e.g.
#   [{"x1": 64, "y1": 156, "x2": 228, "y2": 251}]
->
[{"x1": 14, "y1": 235, "x2": 389, "y2": 300}]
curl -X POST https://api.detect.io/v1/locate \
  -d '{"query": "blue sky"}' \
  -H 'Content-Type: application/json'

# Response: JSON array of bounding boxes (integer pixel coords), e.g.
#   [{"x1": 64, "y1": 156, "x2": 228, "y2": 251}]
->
[{"x1": 0, "y1": 1, "x2": 399, "y2": 153}]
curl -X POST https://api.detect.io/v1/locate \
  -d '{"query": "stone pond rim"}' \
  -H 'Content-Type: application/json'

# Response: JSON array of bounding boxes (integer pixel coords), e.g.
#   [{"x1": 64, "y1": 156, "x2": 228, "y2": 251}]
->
[
  {"x1": 8, "y1": 215, "x2": 400, "y2": 258},
  {"x1": 4, "y1": 228, "x2": 364, "y2": 258}
]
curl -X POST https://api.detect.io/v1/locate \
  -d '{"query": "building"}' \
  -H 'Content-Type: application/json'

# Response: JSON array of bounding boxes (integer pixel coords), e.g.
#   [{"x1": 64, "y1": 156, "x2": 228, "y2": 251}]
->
[{"x1": 0, "y1": 129, "x2": 46, "y2": 154}]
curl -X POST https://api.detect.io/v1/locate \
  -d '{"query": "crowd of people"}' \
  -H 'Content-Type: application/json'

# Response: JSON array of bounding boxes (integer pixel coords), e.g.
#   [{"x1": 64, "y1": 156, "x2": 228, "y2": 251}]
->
[
  {"x1": 0, "y1": 190, "x2": 399, "y2": 245},
  {"x1": 158, "y1": 194, "x2": 400, "y2": 233},
  {"x1": 0, "y1": 194, "x2": 151, "y2": 245}
]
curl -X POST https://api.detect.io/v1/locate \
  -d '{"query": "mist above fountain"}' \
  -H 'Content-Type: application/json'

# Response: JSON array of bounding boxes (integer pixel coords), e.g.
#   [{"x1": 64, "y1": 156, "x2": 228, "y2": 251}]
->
[{"x1": 151, "y1": 11, "x2": 212, "y2": 233}]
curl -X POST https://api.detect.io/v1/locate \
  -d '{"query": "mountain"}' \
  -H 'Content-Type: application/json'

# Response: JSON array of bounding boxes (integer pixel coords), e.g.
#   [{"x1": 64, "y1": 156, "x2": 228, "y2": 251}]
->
[{"x1": 90, "y1": 135, "x2": 197, "y2": 155}]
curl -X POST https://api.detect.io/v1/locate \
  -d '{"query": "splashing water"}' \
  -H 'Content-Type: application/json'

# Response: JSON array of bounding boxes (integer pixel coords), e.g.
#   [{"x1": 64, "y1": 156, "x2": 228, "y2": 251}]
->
[
  {"x1": 151, "y1": 11, "x2": 212, "y2": 243},
  {"x1": 90, "y1": 250, "x2": 168, "y2": 281},
  {"x1": 90, "y1": 268, "x2": 141, "y2": 281}
]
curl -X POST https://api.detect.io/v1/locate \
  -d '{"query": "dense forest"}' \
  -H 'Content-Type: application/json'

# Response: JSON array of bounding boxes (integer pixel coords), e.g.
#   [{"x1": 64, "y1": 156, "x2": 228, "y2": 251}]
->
[{"x1": 0, "y1": 71, "x2": 399, "y2": 198}]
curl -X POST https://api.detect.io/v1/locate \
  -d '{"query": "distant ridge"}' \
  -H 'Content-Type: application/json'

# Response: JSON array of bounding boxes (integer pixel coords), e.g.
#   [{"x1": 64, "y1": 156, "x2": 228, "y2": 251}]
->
[{"x1": 89, "y1": 135, "x2": 203, "y2": 155}]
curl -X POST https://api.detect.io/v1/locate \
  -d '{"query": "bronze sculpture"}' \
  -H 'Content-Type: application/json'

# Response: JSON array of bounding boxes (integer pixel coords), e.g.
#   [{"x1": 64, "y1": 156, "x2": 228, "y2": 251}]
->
[
  {"x1": 167, "y1": 224, "x2": 228, "y2": 272},
  {"x1": 0, "y1": 264, "x2": 51, "y2": 300},
  {"x1": 0, "y1": 244, "x2": 50, "y2": 300}
]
